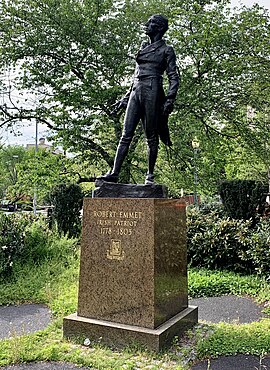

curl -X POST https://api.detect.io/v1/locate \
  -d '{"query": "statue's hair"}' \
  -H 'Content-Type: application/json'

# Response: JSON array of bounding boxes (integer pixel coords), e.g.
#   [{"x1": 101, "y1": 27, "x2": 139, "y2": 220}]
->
[{"x1": 152, "y1": 14, "x2": 169, "y2": 34}]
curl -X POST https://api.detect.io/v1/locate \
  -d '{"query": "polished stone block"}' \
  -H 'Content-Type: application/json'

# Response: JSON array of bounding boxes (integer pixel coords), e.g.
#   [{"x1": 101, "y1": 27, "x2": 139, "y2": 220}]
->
[
  {"x1": 63, "y1": 197, "x2": 197, "y2": 350},
  {"x1": 77, "y1": 198, "x2": 188, "y2": 329},
  {"x1": 64, "y1": 306, "x2": 198, "y2": 352}
]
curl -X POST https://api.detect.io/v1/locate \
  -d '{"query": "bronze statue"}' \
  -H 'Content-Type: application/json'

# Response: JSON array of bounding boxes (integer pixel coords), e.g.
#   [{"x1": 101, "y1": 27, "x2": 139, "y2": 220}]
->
[{"x1": 99, "y1": 14, "x2": 179, "y2": 184}]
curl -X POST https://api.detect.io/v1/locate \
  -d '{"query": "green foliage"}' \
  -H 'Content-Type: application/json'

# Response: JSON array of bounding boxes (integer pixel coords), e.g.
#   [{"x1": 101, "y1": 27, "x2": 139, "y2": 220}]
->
[
  {"x1": 0, "y1": 213, "x2": 34, "y2": 277},
  {"x1": 0, "y1": 145, "x2": 26, "y2": 200},
  {"x1": 187, "y1": 205, "x2": 270, "y2": 278},
  {"x1": 22, "y1": 217, "x2": 78, "y2": 266},
  {"x1": 187, "y1": 205, "x2": 252, "y2": 272},
  {"x1": 22, "y1": 218, "x2": 51, "y2": 262},
  {"x1": 50, "y1": 183, "x2": 83, "y2": 237},
  {"x1": 188, "y1": 268, "x2": 269, "y2": 299},
  {"x1": 0, "y1": 145, "x2": 76, "y2": 205},
  {"x1": 0, "y1": 1, "x2": 270, "y2": 188},
  {"x1": 0, "y1": 228, "x2": 79, "y2": 310},
  {"x1": 0, "y1": 212, "x2": 80, "y2": 281},
  {"x1": 219, "y1": 179, "x2": 268, "y2": 220},
  {"x1": 14, "y1": 148, "x2": 72, "y2": 204},
  {"x1": 244, "y1": 219, "x2": 270, "y2": 278}
]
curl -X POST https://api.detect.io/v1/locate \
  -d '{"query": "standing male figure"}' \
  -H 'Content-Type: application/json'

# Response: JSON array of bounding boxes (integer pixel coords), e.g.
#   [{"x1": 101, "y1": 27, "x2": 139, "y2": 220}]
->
[{"x1": 99, "y1": 14, "x2": 179, "y2": 184}]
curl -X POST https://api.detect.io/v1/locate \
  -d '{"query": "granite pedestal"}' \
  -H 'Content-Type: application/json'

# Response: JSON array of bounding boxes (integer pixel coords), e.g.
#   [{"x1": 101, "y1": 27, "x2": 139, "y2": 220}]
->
[{"x1": 63, "y1": 189, "x2": 197, "y2": 351}]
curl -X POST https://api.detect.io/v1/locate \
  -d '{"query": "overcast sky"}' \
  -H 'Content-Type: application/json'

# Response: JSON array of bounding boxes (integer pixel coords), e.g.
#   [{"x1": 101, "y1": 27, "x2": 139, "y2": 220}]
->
[
  {"x1": 1, "y1": 0, "x2": 269, "y2": 147},
  {"x1": 232, "y1": 0, "x2": 269, "y2": 8}
]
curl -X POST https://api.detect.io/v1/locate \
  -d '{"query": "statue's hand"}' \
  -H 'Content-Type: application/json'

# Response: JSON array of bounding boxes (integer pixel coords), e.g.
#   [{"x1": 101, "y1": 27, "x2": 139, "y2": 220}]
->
[
  {"x1": 110, "y1": 99, "x2": 128, "y2": 116},
  {"x1": 163, "y1": 99, "x2": 174, "y2": 115}
]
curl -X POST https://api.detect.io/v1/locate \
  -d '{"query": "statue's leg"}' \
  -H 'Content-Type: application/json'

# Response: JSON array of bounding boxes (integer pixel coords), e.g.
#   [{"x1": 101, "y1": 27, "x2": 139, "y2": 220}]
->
[
  {"x1": 141, "y1": 79, "x2": 161, "y2": 184},
  {"x1": 110, "y1": 137, "x2": 132, "y2": 177},
  {"x1": 146, "y1": 137, "x2": 159, "y2": 182},
  {"x1": 99, "y1": 88, "x2": 141, "y2": 182}
]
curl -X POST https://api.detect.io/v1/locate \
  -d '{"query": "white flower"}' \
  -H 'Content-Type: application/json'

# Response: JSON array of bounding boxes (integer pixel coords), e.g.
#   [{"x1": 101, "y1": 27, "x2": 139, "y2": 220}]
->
[{"x1": 1, "y1": 246, "x2": 8, "y2": 250}]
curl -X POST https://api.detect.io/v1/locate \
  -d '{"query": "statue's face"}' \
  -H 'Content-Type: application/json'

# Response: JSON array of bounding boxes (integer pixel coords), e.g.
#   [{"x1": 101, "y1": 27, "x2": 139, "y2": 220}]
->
[{"x1": 144, "y1": 16, "x2": 161, "y2": 36}]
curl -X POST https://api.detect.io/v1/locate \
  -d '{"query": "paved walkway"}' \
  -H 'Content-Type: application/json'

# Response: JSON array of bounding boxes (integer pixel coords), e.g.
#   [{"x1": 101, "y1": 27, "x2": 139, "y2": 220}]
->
[
  {"x1": 0, "y1": 296, "x2": 269, "y2": 369},
  {"x1": 189, "y1": 295, "x2": 267, "y2": 323},
  {"x1": 189, "y1": 295, "x2": 269, "y2": 369},
  {"x1": 191, "y1": 354, "x2": 270, "y2": 369},
  {"x1": 0, "y1": 304, "x2": 51, "y2": 339}
]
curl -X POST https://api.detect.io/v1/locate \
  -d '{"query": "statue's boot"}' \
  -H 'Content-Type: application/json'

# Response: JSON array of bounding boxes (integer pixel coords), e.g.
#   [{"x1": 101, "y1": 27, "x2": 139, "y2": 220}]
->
[
  {"x1": 97, "y1": 142, "x2": 129, "y2": 183},
  {"x1": 145, "y1": 141, "x2": 158, "y2": 185},
  {"x1": 145, "y1": 173, "x2": 155, "y2": 185}
]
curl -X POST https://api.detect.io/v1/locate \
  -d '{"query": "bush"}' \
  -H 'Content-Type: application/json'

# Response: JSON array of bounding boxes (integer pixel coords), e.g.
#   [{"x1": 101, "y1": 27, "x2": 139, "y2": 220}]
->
[
  {"x1": 23, "y1": 218, "x2": 78, "y2": 264},
  {"x1": 195, "y1": 200, "x2": 225, "y2": 217},
  {"x1": 0, "y1": 213, "x2": 35, "y2": 277},
  {"x1": 22, "y1": 217, "x2": 54, "y2": 262},
  {"x1": 187, "y1": 206, "x2": 252, "y2": 272},
  {"x1": 50, "y1": 184, "x2": 83, "y2": 237},
  {"x1": 243, "y1": 219, "x2": 270, "y2": 279},
  {"x1": 187, "y1": 204, "x2": 270, "y2": 277},
  {"x1": 218, "y1": 180, "x2": 267, "y2": 221},
  {"x1": 0, "y1": 213, "x2": 79, "y2": 280}
]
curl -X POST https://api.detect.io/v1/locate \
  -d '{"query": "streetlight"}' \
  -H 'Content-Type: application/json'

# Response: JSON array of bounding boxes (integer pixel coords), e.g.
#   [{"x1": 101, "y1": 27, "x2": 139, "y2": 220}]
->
[
  {"x1": 192, "y1": 137, "x2": 200, "y2": 206},
  {"x1": 33, "y1": 118, "x2": 38, "y2": 215}
]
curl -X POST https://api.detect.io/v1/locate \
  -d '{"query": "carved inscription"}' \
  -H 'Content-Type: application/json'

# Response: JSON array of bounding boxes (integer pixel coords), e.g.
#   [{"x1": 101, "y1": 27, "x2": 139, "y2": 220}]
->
[
  {"x1": 93, "y1": 210, "x2": 143, "y2": 237},
  {"x1": 93, "y1": 209, "x2": 144, "y2": 261}
]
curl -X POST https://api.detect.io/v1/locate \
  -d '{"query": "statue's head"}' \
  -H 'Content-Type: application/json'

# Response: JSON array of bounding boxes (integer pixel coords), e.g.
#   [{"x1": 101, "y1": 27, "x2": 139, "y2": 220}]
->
[{"x1": 145, "y1": 14, "x2": 168, "y2": 37}]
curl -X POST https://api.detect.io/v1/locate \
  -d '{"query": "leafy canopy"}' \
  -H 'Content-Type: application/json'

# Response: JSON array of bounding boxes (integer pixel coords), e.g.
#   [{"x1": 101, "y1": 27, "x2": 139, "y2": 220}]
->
[{"x1": 0, "y1": 0, "x2": 270, "y2": 191}]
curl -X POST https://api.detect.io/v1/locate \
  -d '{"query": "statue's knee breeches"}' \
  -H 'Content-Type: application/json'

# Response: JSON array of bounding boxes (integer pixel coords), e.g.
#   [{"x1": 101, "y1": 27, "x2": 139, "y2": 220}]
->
[
  {"x1": 119, "y1": 134, "x2": 133, "y2": 147},
  {"x1": 146, "y1": 134, "x2": 159, "y2": 150}
]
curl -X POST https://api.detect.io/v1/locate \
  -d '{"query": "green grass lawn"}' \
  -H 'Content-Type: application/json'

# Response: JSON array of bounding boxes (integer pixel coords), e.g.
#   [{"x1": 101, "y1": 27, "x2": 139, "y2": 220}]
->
[{"x1": 0, "y1": 243, "x2": 269, "y2": 370}]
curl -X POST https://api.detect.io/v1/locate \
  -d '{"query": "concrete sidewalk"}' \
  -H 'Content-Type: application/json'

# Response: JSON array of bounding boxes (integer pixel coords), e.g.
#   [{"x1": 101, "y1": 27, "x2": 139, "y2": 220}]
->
[
  {"x1": 191, "y1": 354, "x2": 270, "y2": 369},
  {"x1": 0, "y1": 304, "x2": 51, "y2": 339},
  {"x1": 189, "y1": 295, "x2": 269, "y2": 369},
  {"x1": 189, "y1": 295, "x2": 268, "y2": 324}
]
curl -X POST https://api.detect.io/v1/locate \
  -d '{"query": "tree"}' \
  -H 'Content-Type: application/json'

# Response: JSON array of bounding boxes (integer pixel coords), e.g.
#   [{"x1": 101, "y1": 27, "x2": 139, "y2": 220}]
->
[
  {"x1": 0, "y1": 144, "x2": 77, "y2": 204},
  {"x1": 0, "y1": 0, "x2": 270, "y2": 191},
  {"x1": 0, "y1": 145, "x2": 26, "y2": 199},
  {"x1": 14, "y1": 148, "x2": 73, "y2": 204},
  {"x1": 49, "y1": 183, "x2": 83, "y2": 237},
  {"x1": 0, "y1": 0, "x2": 158, "y2": 180},
  {"x1": 154, "y1": 1, "x2": 270, "y2": 195}
]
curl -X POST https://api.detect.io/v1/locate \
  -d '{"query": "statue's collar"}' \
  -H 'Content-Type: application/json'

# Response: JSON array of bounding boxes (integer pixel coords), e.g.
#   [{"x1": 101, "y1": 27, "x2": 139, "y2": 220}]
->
[{"x1": 139, "y1": 39, "x2": 165, "y2": 54}]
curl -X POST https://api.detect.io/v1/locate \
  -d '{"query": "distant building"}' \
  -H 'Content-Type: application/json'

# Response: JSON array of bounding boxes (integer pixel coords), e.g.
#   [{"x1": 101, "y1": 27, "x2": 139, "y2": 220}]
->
[{"x1": 26, "y1": 138, "x2": 63, "y2": 155}]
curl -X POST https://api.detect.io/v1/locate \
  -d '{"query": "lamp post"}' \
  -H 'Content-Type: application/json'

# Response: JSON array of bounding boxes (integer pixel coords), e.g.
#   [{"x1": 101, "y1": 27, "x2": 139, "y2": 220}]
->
[
  {"x1": 192, "y1": 137, "x2": 200, "y2": 206},
  {"x1": 33, "y1": 119, "x2": 38, "y2": 215}
]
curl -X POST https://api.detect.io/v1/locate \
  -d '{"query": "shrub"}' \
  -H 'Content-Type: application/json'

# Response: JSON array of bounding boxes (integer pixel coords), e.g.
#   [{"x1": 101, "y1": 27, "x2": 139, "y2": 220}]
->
[
  {"x1": 243, "y1": 219, "x2": 270, "y2": 279},
  {"x1": 0, "y1": 212, "x2": 80, "y2": 280},
  {"x1": 187, "y1": 204, "x2": 270, "y2": 277},
  {"x1": 218, "y1": 180, "x2": 267, "y2": 221},
  {"x1": 187, "y1": 206, "x2": 252, "y2": 272},
  {"x1": 0, "y1": 213, "x2": 34, "y2": 277},
  {"x1": 22, "y1": 217, "x2": 53, "y2": 262},
  {"x1": 50, "y1": 184, "x2": 83, "y2": 237},
  {"x1": 196, "y1": 200, "x2": 225, "y2": 217}
]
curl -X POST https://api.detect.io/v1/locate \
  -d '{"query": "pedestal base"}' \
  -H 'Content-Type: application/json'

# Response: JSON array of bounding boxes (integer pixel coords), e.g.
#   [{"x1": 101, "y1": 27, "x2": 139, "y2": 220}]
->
[
  {"x1": 63, "y1": 306, "x2": 198, "y2": 352},
  {"x1": 94, "y1": 180, "x2": 168, "y2": 198}
]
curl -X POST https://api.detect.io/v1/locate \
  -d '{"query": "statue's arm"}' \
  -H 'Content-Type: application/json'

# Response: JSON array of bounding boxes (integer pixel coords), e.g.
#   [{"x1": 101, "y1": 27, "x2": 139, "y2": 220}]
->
[
  {"x1": 110, "y1": 85, "x2": 132, "y2": 115},
  {"x1": 163, "y1": 45, "x2": 180, "y2": 115}
]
